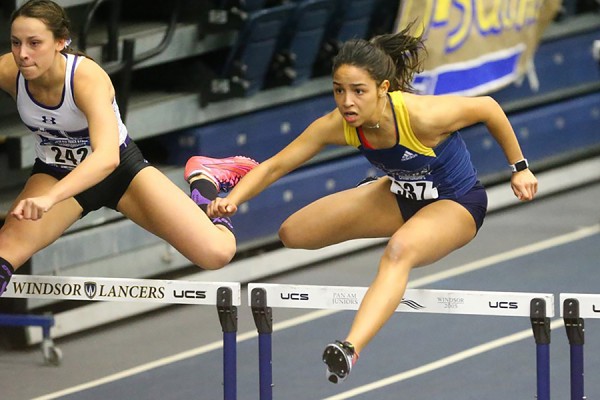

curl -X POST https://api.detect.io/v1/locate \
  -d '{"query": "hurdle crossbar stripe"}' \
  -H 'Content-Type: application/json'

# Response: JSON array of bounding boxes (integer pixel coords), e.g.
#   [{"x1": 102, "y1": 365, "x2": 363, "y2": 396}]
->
[
  {"x1": 560, "y1": 293, "x2": 600, "y2": 319},
  {"x1": 247, "y1": 283, "x2": 554, "y2": 317},
  {"x1": 5, "y1": 275, "x2": 241, "y2": 306}
]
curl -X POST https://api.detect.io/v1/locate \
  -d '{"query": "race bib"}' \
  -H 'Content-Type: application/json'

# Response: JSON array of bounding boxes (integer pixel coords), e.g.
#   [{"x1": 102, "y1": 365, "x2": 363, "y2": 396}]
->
[
  {"x1": 390, "y1": 179, "x2": 439, "y2": 200},
  {"x1": 40, "y1": 139, "x2": 91, "y2": 169}
]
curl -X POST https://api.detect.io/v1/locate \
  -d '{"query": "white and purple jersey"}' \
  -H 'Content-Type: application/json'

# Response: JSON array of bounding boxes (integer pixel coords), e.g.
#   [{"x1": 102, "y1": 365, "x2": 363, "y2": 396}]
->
[{"x1": 16, "y1": 53, "x2": 128, "y2": 170}]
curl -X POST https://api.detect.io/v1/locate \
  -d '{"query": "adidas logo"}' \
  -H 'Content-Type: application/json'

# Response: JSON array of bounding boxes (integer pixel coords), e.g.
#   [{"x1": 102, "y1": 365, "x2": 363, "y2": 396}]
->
[{"x1": 401, "y1": 150, "x2": 417, "y2": 161}]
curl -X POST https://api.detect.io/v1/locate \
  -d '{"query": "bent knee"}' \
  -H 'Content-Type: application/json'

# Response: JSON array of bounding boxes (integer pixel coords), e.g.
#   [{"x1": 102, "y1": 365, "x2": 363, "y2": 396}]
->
[
  {"x1": 278, "y1": 221, "x2": 318, "y2": 249},
  {"x1": 198, "y1": 253, "x2": 233, "y2": 270},
  {"x1": 278, "y1": 220, "x2": 300, "y2": 248},
  {"x1": 194, "y1": 243, "x2": 235, "y2": 270}
]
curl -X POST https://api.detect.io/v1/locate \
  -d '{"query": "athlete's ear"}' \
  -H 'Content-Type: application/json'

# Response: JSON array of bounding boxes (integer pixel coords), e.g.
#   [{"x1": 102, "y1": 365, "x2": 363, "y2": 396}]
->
[
  {"x1": 56, "y1": 38, "x2": 66, "y2": 52},
  {"x1": 379, "y1": 79, "x2": 390, "y2": 95}
]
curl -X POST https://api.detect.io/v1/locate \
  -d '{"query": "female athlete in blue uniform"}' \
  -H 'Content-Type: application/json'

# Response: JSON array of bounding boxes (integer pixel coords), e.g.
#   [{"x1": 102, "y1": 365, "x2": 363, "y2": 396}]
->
[
  {"x1": 0, "y1": 0, "x2": 256, "y2": 296},
  {"x1": 208, "y1": 27, "x2": 538, "y2": 383}
]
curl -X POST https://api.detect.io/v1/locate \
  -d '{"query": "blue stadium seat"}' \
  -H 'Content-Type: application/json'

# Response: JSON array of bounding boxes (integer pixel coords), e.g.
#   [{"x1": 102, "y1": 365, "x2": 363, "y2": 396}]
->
[
  {"x1": 200, "y1": 2, "x2": 296, "y2": 105},
  {"x1": 199, "y1": 0, "x2": 271, "y2": 37},
  {"x1": 556, "y1": 0, "x2": 578, "y2": 19},
  {"x1": 266, "y1": 0, "x2": 336, "y2": 87},
  {"x1": 367, "y1": 0, "x2": 401, "y2": 38},
  {"x1": 332, "y1": 0, "x2": 378, "y2": 42},
  {"x1": 238, "y1": 0, "x2": 269, "y2": 10},
  {"x1": 313, "y1": 0, "x2": 378, "y2": 76}
]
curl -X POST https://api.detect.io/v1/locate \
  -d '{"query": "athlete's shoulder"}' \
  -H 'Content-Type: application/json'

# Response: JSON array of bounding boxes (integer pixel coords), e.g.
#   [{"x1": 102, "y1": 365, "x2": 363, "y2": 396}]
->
[
  {"x1": 74, "y1": 56, "x2": 107, "y2": 78},
  {"x1": 71, "y1": 55, "x2": 114, "y2": 98},
  {"x1": 320, "y1": 108, "x2": 343, "y2": 123},
  {"x1": 320, "y1": 108, "x2": 358, "y2": 147},
  {"x1": 305, "y1": 108, "x2": 348, "y2": 146}
]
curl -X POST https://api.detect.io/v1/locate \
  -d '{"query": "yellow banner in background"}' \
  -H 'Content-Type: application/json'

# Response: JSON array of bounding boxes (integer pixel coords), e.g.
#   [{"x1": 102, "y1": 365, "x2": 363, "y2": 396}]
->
[{"x1": 396, "y1": 0, "x2": 562, "y2": 95}]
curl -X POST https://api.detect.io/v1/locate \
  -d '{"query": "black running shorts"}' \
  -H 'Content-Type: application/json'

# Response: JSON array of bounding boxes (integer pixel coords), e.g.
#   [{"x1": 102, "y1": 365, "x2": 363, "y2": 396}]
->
[
  {"x1": 394, "y1": 181, "x2": 488, "y2": 232},
  {"x1": 30, "y1": 140, "x2": 150, "y2": 217}
]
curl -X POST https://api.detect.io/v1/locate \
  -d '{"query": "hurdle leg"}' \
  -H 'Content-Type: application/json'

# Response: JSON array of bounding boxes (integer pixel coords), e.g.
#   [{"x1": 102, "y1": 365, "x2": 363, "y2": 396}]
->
[
  {"x1": 217, "y1": 287, "x2": 238, "y2": 400},
  {"x1": 251, "y1": 288, "x2": 273, "y2": 400},
  {"x1": 0, "y1": 313, "x2": 62, "y2": 366},
  {"x1": 563, "y1": 299, "x2": 585, "y2": 400},
  {"x1": 530, "y1": 298, "x2": 551, "y2": 400}
]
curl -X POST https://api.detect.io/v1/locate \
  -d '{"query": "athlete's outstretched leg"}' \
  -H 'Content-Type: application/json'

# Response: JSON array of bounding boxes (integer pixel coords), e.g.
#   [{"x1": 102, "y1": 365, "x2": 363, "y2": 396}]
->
[
  {"x1": 323, "y1": 200, "x2": 477, "y2": 383},
  {"x1": 0, "y1": 174, "x2": 82, "y2": 296},
  {"x1": 118, "y1": 156, "x2": 257, "y2": 270}
]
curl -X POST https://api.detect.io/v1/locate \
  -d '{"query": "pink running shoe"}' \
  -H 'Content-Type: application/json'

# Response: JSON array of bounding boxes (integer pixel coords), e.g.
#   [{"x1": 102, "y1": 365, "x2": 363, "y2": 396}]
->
[{"x1": 184, "y1": 156, "x2": 258, "y2": 192}]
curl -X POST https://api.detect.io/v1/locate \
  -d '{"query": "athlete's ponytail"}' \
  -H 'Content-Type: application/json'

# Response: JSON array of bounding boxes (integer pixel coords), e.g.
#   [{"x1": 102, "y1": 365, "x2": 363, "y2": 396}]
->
[
  {"x1": 370, "y1": 23, "x2": 426, "y2": 92},
  {"x1": 332, "y1": 22, "x2": 426, "y2": 93}
]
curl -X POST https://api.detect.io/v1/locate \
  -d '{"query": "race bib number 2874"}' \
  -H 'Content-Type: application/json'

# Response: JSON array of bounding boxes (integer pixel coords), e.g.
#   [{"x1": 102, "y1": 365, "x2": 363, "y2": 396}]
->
[{"x1": 390, "y1": 179, "x2": 439, "y2": 200}]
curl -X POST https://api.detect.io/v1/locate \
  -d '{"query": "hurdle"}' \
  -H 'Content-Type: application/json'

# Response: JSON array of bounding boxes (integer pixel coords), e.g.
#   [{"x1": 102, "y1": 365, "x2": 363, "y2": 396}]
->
[
  {"x1": 560, "y1": 293, "x2": 600, "y2": 400},
  {"x1": 1, "y1": 274, "x2": 241, "y2": 400},
  {"x1": 249, "y1": 283, "x2": 554, "y2": 400}
]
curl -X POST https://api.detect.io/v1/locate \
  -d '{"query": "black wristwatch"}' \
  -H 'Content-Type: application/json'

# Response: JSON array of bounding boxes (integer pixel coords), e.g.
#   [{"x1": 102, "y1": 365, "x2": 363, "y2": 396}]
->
[{"x1": 510, "y1": 159, "x2": 529, "y2": 173}]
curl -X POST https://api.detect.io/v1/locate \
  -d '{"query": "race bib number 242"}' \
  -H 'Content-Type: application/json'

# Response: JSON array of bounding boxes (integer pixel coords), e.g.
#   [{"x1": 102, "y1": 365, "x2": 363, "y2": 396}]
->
[{"x1": 42, "y1": 144, "x2": 90, "y2": 168}]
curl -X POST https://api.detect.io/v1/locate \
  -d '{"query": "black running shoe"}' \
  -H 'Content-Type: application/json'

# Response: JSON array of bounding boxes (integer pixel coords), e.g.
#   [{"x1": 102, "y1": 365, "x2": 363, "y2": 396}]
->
[{"x1": 322, "y1": 340, "x2": 357, "y2": 383}]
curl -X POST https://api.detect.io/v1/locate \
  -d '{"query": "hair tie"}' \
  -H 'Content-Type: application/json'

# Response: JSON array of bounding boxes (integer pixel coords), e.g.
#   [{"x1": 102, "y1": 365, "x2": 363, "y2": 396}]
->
[{"x1": 65, "y1": 38, "x2": 72, "y2": 47}]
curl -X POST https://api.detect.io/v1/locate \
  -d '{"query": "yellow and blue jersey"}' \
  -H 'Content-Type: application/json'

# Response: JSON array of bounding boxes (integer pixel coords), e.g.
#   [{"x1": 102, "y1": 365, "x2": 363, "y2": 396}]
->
[{"x1": 343, "y1": 91, "x2": 477, "y2": 200}]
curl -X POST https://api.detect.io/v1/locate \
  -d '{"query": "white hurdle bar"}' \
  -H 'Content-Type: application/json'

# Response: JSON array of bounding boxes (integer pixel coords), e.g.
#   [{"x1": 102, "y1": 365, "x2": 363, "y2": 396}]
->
[
  {"x1": 560, "y1": 293, "x2": 600, "y2": 400},
  {"x1": 4, "y1": 274, "x2": 241, "y2": 305},
  {"x1": 0, "y1": 275, "x2": 241, "y2": 400},
  {"x1": 248, "y1": 283, "x2": 554, "y2": 317},
  {"x1": 249, "y1": 283, "x2": 554, "y2": 400}
]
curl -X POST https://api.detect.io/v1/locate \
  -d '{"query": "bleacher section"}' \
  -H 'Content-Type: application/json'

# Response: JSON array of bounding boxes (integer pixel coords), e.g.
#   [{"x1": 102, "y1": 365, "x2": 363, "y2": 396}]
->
[
  {"x1": 266, "y1": 0, "x2": 336, "y2": 87},
  {"x1": 0, "y1": 0, "x2": 599, "y2": 340}
]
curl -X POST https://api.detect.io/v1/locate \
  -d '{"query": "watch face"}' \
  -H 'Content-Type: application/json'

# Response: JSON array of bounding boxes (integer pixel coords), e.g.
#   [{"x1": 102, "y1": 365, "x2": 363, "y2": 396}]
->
[{"x1": 514, "y1": 160, "x2": 528, "y2": 171}]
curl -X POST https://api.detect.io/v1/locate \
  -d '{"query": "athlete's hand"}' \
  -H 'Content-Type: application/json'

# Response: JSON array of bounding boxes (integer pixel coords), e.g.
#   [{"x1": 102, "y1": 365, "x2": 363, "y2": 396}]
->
[
  {"x1": 207, "y1": 197, "x2": 238, "y2": 218},
  {"x1": 510, "y1": 169, "x2": 538, "y2": 201},
  {"x1": 11, "y1": 195, "x2": 55, "y2": 221}
]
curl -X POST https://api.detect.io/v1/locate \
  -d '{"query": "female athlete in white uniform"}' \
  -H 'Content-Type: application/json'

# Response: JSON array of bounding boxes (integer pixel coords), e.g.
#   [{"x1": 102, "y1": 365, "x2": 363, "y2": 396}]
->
[{"x1": 0, "y1": 0, "x2": 257, "y2": 295}]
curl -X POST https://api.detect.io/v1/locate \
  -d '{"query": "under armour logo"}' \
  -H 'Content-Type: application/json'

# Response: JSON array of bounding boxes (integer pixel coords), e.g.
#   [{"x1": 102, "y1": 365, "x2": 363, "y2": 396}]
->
[{"x1": 41, "y1": 116, "x2": 57, "y2": 124}]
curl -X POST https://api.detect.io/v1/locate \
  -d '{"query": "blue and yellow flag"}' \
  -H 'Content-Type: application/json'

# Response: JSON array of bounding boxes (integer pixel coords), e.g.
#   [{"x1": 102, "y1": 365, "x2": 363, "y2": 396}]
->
[{"x1": 396, "y1": 0, "x2": 561, "y2": 95}]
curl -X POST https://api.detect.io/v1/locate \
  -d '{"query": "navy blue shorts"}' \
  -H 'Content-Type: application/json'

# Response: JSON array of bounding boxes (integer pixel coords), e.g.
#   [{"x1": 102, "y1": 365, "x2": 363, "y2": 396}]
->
[
  {"x1": 394, "y1": 181, "x2": 488, "y2": 232},
  {"x1": 30, "y1": 140, "x2": 150, "y2": 217}
]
